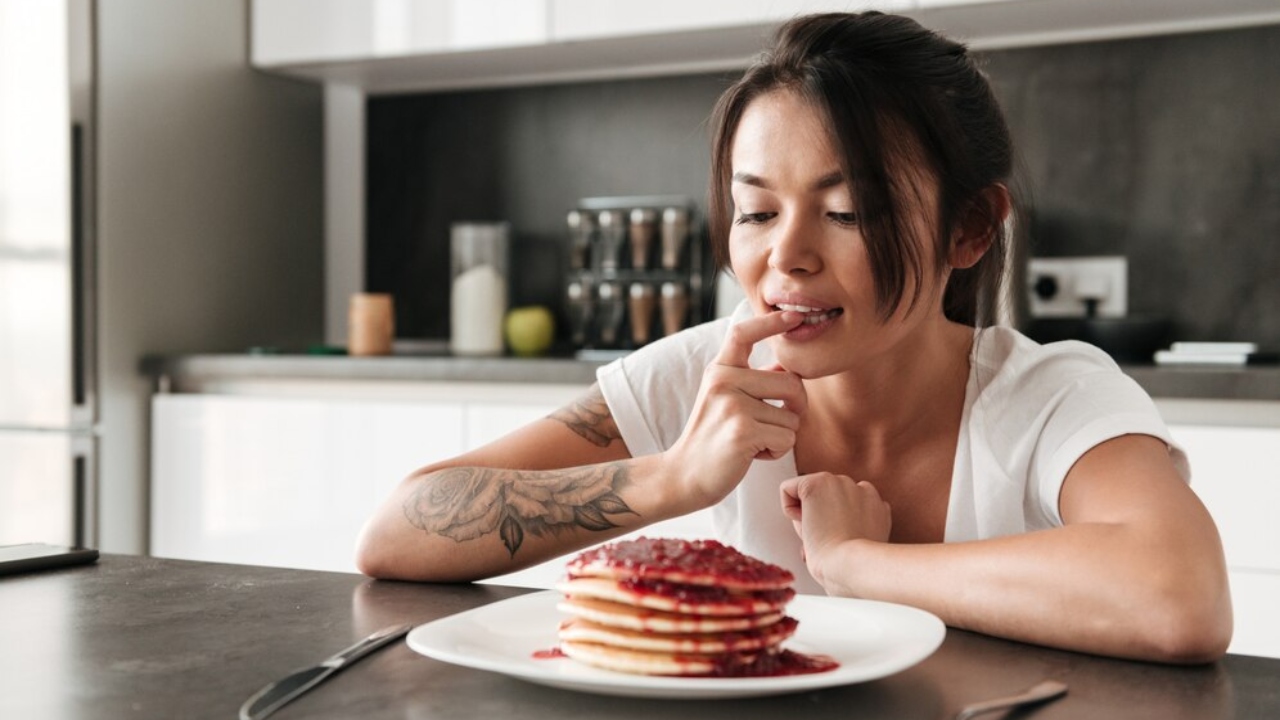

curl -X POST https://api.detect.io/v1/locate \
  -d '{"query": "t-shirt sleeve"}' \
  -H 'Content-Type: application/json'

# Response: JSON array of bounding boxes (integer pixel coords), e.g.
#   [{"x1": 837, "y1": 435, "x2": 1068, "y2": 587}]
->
[
  {"x1": 1033, "y1": 370, "x2": 1188, "y2": 525},
  {"x1": 993, "y1": 341, "x2": 1191, "y2": 528}
]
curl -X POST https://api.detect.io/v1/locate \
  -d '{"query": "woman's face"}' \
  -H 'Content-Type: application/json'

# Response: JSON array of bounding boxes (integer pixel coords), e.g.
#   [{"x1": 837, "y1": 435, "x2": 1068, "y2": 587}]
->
[{"x1": 727, "y1": 89, "x2": 950, "y2": 378}]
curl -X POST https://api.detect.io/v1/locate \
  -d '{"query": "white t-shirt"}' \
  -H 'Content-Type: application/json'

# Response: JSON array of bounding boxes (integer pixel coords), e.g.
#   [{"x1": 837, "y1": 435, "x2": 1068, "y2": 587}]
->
[{"x1": 597, "y1": 302, "x2": 1188, "y2": 594}]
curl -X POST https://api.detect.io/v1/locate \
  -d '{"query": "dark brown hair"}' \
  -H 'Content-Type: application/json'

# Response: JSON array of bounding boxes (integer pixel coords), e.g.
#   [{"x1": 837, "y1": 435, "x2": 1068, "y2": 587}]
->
[{"x1": 708, "y1": 12, "x2": 1014, "y2": 326}]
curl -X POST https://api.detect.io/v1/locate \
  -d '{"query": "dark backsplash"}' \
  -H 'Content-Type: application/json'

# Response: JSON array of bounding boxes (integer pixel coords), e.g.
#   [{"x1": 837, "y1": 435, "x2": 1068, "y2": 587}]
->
[{"x1": 367, "y1": 23, "x2": 1280, "y2": 346}]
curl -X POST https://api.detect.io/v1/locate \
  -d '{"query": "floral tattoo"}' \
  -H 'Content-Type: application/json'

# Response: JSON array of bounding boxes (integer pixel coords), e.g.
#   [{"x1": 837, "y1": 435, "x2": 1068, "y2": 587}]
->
[
  {"x1": 548, "y1": 385, "x2": 621, "y2": 447},
  {"x1": 402, "y1": 463, "x2": 636, "y2": 557}
]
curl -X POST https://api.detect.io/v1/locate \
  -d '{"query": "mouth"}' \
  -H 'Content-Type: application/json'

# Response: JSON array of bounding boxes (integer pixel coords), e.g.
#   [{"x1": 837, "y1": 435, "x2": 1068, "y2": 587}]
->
[{"x1": 771, "y1": 302, "x2": 845, "y2": 325}]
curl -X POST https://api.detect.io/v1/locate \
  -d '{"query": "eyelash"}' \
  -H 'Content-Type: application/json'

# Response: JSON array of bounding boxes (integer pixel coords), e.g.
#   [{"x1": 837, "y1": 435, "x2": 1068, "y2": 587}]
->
[
  {"x1": 734, "y1": 212, "x2": 775, "y2": 225},
  {"x1": 733, "y1": 212, "x2": 859, "y2": 226}
]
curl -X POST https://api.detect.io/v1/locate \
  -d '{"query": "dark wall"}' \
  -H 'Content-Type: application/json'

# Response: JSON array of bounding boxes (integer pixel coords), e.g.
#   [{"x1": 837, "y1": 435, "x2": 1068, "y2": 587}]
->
[
  {"x1": 368, "y1": 23, "x2": 1280, "y2": 346},
  {"x1": 367, "y1": 73, "x2": 730, "y2": 340},
  {"x1": 985, "y1": 25, "x2": 1280, "y2": 344}
]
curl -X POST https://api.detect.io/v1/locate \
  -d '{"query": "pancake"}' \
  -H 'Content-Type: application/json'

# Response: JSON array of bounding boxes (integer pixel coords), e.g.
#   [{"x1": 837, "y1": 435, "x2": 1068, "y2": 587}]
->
[
  {"x1": 557, "y1": 596, "x2": 784, "y2": 633},
  {"x1": 555, "y1": 576, "x2": 795, "y2": 616},
  {"x1": 559, "y1": 639, "x2": 761, "y2": 677},
  {"x1": 557, "y1": 616, "x2": 798, "y2": 654},
  {"x1": 545, "y1": 537, "x2": 837, "y2": 678}
]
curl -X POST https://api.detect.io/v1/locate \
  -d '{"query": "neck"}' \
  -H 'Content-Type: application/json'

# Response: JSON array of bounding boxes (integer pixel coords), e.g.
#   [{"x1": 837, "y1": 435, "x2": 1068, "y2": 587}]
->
[{"x1": 803, "y1": 320, "x2": 975, "y2": 459}]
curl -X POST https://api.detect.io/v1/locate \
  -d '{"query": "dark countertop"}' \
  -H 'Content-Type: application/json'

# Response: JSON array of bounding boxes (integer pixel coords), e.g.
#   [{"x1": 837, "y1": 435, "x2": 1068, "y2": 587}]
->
[
  {"x1": 140, "y1": 352, "x2": 1280, "y2": 401},
  {"x1": 3, "y1": 554, "x2": 1278, "y2": 720}
]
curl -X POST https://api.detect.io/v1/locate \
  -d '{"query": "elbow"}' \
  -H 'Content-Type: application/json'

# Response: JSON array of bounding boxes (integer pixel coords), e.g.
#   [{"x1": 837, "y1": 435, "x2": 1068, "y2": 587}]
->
[
  {"x1": 354, "y1": 510, "x2": 422, "y2": 581},
  {"x1": 354, "y1": 514, "x2": 480, "y2": 583},
  {"x1": 1138, "y1": 579, "x2": 1233, "y2": 664},
  {"x1": 1146, "y1": 615, "x2": 1232, "y2": 665},
  {"x1": 354, "y1": 522, "x2": 395, "y2": 579}
]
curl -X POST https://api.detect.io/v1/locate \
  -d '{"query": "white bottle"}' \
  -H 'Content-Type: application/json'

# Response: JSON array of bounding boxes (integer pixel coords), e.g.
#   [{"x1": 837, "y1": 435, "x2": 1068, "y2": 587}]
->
[{"x1": 450, "y1": 223, "x2": 509, "y2": 356}]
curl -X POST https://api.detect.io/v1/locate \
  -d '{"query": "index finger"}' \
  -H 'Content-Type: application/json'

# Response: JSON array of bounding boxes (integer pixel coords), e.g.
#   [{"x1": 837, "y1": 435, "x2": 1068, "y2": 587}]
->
[{"x1": 716, "y1": 310, "x2": 803, "y2": 367}]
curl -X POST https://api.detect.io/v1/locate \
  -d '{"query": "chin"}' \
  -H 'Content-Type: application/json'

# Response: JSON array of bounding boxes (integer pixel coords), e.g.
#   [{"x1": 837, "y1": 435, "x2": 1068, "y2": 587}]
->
[{"x1": 771, "y1": 347, "x2": 838, "y2": 380}]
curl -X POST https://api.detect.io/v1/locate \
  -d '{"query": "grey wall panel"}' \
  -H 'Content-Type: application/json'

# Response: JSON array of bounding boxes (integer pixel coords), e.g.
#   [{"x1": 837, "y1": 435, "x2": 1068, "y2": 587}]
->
[
  {"x1": 368, "y1": 23, "x2": 1280, "y2": 348},
  {"x1": 98, "y1": 0, "x2": 323, "y2": 553}
]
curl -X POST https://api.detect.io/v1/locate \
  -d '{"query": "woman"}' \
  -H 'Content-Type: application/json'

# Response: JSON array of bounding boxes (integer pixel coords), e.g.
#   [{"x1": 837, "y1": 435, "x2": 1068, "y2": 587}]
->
[{"x1": 356, "y1": 12, "x2": 1231, "y2": 663}]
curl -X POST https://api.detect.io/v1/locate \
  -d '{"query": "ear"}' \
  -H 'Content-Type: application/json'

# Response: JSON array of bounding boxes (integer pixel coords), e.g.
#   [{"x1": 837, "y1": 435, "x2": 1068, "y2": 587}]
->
[{"x1": 949, "y1": 184, "x2": 1011, "y2": 269}]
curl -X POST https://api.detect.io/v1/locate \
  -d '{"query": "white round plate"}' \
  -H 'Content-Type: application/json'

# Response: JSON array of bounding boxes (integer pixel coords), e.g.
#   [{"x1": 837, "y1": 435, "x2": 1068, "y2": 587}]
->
[{"x1": 407, "y1": 590, "x2": 944, "y2": 699}]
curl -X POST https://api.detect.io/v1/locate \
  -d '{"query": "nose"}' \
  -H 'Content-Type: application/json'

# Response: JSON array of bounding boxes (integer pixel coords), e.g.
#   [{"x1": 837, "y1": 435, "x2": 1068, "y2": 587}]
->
[{"x1": 767, "y1": 213, "x2": 822, "y2": 276}]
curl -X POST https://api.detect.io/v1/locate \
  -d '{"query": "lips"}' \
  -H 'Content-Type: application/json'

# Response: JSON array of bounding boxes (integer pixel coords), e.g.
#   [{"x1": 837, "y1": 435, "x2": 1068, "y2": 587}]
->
[{"x1": 770, "y1": 302, "x2": 844, "y2": 325}]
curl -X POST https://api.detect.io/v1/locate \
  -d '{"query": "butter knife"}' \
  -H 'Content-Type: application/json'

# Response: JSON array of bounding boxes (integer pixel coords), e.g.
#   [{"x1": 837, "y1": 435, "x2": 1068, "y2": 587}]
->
[{"x1": 239, "y1": 623, "x2": 413, "y2": 720}]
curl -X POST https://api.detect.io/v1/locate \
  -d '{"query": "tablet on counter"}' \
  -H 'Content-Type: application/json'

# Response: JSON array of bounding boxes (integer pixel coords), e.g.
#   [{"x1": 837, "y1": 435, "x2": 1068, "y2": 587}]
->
[{"x1": 0, "y1": 543, "x2": 99, "y2": 576}]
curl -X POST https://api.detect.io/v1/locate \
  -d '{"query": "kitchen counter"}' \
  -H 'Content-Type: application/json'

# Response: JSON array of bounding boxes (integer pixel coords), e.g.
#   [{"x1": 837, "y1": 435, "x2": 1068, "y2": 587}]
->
[
  {"x1": 4, "y1": 554, "x2": 1279, "y2": 720},
  {"x1": 141, "y1": 353, "x2": 1280, "y2": 401},
  {"x1": 142, "y1": 352, "x2": 607, "y2": 388}
]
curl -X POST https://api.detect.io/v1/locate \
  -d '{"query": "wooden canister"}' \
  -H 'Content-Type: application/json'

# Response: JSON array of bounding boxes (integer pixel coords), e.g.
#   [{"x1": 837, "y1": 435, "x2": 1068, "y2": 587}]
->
[{"x1": 348, "y1": 293, "x2": 394, "y2": 356}]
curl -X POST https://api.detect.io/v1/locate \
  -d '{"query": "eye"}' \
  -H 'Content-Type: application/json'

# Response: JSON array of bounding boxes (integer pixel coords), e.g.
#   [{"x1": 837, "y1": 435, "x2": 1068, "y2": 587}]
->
[
  {"x1": 734, "y1": 212, "x2": 776, "y2": 225},
  {"x1": 827, "y1": 212, "x2": 859, "y2": 227}
]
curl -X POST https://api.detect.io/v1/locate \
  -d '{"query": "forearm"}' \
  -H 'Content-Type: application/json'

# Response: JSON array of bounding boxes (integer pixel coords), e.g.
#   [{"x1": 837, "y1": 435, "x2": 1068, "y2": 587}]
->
[
  {"x1": 355, "y1": 454, "x2": 688, "y2": 582},
  {"x1": 818, "y1": 523, "x2": 1232, "y2": 663}
]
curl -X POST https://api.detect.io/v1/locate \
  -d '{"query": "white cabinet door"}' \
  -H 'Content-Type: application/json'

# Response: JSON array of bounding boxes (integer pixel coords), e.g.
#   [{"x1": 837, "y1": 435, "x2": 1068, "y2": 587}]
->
[
  {"x1": 1168, "y1": 423, "x2": 1280, "y2": 658},
  {"x1": 549, "y1": 0, "x2": 912, "y2": 41},
  {"x1": 1227, "y1": 571, "x2": 1280, "y2": 660},
  {"x1": 1174, "y1": 425, "x2": 1280, "y2": 573},
  {"x1": 151, "y1": 394, "x2": 464, "y2": 573},
  {"x1": 465, "y1": 399, "x2": 570, "y2": 450},
  {"x1": 252, "y1": 0, "x2": 549, "y2": 66},
  {"x1": 150, "y1": 384, "x2": 716, "y2": 587}
]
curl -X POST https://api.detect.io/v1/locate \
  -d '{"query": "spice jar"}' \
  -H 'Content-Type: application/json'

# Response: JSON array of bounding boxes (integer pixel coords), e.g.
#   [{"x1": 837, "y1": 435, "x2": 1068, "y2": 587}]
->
[{"x1": 348, "y1": 293, "x2": 394, "y2": 356}]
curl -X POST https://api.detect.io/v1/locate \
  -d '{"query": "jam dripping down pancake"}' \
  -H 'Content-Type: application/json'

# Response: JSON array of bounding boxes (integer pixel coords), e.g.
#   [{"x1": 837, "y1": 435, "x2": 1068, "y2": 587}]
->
[
  {"x1": 556, "y1": 576, "x2": 795, "y2": 616},
  {"x1": 558, "y1": 615, "x2": 799, "y2": 654},
  {"x1": 559, "y1": 640, "x2": 838, "y2": 678},
  {"x1": 557, "y1": 596, "x2": 785, "y2": 633}
]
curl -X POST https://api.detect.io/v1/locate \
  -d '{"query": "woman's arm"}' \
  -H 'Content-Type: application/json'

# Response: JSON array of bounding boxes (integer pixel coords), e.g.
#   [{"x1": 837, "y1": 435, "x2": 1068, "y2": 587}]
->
[
  {"x1": 357, "y1": 310, "x2": 808, "y2": 582},
  {"x1": 783, "y1": 434, "x2": 1233, "y2": 663},
  {"x1": 356, "y1": 385, "x2": 676, "y2": 581}
]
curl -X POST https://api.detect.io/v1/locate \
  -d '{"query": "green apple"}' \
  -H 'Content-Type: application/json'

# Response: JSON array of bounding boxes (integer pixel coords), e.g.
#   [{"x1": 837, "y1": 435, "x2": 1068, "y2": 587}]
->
[{"x1": 504, "y1": 305, "x2": 556, "y2": 357}]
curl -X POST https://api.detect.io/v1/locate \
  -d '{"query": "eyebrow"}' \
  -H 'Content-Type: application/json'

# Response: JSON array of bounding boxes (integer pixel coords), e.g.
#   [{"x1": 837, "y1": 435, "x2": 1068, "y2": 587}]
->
[{"x1": 731, "y1": 170, "x2": 846, "y2": 191}]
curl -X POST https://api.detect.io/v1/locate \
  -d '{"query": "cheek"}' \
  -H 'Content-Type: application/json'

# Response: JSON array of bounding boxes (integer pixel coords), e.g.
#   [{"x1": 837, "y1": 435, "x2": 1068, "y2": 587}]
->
[{"x1": 727, "y1": 235, "x2": 762, "y2": 283}]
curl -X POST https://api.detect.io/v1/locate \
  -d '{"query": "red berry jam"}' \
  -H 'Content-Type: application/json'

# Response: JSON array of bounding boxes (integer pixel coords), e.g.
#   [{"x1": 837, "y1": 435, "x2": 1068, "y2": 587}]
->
[{"x1": 568, "y1": 537, "x2": 794, "y2": 588}]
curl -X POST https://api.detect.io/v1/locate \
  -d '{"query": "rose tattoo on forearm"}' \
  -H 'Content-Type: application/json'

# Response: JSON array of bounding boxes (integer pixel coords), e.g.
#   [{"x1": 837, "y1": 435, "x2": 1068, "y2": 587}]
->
[{"x1": 402, "y1": 463, "x2": 636, "y2": 557}]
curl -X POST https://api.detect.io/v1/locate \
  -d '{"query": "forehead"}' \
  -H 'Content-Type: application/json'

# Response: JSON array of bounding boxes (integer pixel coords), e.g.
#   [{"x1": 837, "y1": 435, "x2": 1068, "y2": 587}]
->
[
  {"x1": 730, "y1": 89, "x2": 839, "y2": 172},
  {"x1": 731, "y1": 89, "x2": 940, "y2": 203}
]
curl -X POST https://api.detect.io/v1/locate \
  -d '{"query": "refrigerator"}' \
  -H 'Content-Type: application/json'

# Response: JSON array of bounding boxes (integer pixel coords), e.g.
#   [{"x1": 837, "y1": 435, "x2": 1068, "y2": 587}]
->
[{"x1": 0, "y1": 0, "x2": 97, "y2": 549}]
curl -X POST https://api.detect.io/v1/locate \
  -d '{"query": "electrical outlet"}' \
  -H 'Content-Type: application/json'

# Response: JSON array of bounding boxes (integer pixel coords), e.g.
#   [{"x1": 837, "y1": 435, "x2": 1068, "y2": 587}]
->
[{"x1": 1027, "y1": 256, "x2": 1127, "y2": 318}]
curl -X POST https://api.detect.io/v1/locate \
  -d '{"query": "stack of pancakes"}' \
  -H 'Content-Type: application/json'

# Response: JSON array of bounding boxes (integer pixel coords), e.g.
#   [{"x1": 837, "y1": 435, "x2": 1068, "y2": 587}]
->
[{"x1": 554, "y1": 537, "x2": 801, "y2": 676}]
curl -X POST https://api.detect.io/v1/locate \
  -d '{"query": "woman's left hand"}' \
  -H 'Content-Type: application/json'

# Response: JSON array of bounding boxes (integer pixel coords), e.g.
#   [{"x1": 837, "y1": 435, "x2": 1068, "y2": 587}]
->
[{"x1": 779, "y1": 472, "x2": 892, "y2": 587}]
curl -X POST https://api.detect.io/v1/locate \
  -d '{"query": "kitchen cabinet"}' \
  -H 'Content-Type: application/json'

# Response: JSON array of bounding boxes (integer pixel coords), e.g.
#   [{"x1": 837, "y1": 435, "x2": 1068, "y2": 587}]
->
[
  {"x1": 250, "y1": 0, "x2": 1280, "y2": 93},
  {"x1": 1162, "y1": 414, "x2": 1280, "y2": 660},
  {"x1": 251, "y1": 0, "x2": 550, "y2": 65},
  {"x1": 151, "y1": 393, "x2": 463, "y2": 573},
  {"x1": 548, "y1": 0, "x2": 914, "y2": 41},
  {"x1": 149, "y1": 382, "x2": 714, "y2": 584}
]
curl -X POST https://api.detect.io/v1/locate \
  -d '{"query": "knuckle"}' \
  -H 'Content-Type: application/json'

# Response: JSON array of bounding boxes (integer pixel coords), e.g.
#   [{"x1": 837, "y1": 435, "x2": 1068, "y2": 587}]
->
[
  {"x1": 727, "y1": 323, "x2": 753, "y2": 346},
  {"x1": 702, "y1": 364, "x2": 734, "y2": 390}
]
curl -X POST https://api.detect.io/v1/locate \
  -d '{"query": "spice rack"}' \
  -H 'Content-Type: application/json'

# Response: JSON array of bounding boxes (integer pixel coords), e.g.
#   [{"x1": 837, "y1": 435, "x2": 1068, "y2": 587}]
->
[{"x1": 563, "y1": 195, "x2": 712, "y2": 359}]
